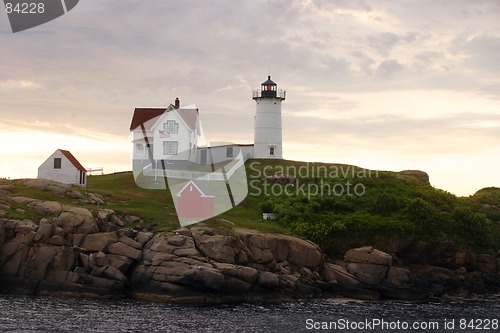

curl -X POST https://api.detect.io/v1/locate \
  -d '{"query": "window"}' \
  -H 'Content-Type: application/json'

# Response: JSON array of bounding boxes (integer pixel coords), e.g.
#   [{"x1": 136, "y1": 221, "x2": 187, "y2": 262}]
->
[
  {"x1": 226, "y1": 147, "x2": 233, "y2": 158},
  {"x1": 269, "y1": 147, "x2": 275, "y2": 156},
  {"x1": 164, "y1": 120, "x2": 179, "y2": 134},
  {"x1": 163, "y1": 141, "x2": 178, "y2": 155},
  {"x1": 54, "y1": 158, "x2": 61, "y2": 169},
  {"x1": 79, "y1": 170, "x2": 86, "y2": 185}
]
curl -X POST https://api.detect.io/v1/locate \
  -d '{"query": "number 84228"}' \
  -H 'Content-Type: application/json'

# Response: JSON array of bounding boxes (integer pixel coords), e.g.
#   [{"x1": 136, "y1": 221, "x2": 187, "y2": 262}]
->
[{"x1": 5, "y1": 2, "x2": 45, "y2": 14}]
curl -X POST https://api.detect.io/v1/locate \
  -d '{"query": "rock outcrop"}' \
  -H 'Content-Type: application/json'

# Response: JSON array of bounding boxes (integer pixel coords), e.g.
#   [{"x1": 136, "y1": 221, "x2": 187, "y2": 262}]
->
[
  {"x1": 397, "y1": 170, "x2": 430, "y2": 185},
  {"x1": 0, "y1": 193, "x2": 327, "y2": 302},
  {"x1": 0, "y1": 179, "x2": 499, "y2": 303}
]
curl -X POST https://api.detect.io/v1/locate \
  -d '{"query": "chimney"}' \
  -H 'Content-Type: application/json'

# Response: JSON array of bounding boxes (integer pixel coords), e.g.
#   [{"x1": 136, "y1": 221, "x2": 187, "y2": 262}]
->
[{"x1": 174, "y1": 97, "x2": 180, "y2": 109}]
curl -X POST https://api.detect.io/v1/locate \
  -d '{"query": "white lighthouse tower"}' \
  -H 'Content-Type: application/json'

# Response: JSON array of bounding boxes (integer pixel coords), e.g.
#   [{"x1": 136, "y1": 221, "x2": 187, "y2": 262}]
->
[{"x1": 252, "y1": 76, "x2": 286, "y2": 159}]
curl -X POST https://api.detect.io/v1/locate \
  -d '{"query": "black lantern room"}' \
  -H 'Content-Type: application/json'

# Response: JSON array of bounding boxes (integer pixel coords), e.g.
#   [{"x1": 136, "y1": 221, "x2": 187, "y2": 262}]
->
[{"x1": 260, "y1": 75, "x2": 277, "y2": 98}]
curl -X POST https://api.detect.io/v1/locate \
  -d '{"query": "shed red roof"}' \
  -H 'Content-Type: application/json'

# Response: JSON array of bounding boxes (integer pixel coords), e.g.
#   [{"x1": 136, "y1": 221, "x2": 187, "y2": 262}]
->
[{"x1": 59, "y1": 150, "x2": 86, "y2": 172}]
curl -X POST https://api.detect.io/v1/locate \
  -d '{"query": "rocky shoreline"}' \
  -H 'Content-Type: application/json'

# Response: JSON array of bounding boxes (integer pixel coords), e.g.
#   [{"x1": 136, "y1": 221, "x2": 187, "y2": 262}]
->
[{"x1": 0, "y1": 180, "x2": 499, "y2": 303}]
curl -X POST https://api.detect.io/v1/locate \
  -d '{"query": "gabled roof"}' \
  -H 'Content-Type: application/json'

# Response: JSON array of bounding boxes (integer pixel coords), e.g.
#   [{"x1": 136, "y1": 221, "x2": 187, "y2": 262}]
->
[
  {"x1": 130, "y1": 108, "x2": 167, "y2": 131},
  {"x1": 176, "y1": 180, "x2": 214, "y2": 197},
  {"x1": 59, "y1": 149, "x2": 86, "y2": 172},
  {"x1": 130, "y1": 105, "x2": 199, "y2": 131},
  {"x1": 177, "y1": 108, "x2": 198, "y2": 131}
]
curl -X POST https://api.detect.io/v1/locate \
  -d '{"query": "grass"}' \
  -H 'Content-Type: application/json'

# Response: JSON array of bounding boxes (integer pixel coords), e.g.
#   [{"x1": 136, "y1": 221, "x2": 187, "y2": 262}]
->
[
  {"x1": 87, "y1": 172, "x2": 179, "y2": 230},
  {"x1": 85, "y1": 170, "x2": 286, "y2": 233},
  {"x1": 3, "y1": 159, "x2": 498, "y2": 249}
]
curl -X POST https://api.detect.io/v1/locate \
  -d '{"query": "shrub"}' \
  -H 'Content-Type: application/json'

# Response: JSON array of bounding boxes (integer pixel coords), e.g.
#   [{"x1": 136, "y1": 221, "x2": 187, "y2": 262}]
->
[{"x1": 452, "y1": 206, "x2": 494, "y2": 250}]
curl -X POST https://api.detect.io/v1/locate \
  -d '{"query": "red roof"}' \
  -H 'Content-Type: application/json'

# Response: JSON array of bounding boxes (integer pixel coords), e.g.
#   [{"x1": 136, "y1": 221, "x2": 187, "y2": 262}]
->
[
  {"x1": 129, "y1": 108, "x2": 166, "y2": 131},
  {"x1": 59, "y1": 150, "x2": 86, "y2": 171},
  {"x1": 129, "y1": 107, "x2": 199, "y2": 131}
]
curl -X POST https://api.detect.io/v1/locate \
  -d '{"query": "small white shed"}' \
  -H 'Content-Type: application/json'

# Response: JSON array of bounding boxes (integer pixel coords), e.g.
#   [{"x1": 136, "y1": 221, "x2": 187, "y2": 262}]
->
[{"x1": 37, "y1": 149, "x2": 87, "y2": 187}]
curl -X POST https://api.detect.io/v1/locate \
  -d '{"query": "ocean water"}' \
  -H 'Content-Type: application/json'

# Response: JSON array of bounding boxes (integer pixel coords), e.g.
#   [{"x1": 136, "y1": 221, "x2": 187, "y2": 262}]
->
[{"x1": 0, "y1": 294, "x2": 499, "y2": 332}]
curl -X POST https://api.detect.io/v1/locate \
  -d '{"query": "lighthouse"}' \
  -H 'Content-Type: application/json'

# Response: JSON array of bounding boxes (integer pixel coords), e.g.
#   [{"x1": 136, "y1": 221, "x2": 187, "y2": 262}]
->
[{"x1": 252, "y1": 76, "x2": 286, "y2": 159}]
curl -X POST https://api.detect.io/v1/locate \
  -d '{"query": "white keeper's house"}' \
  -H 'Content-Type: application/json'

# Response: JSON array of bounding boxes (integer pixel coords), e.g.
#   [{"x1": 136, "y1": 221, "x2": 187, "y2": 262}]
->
[
  {"x1": 130, "y1": 76, "x2": 286, "y2": 173},
  {"x1": 37, "y1": 149, "x2": 87, "y2": 187}
]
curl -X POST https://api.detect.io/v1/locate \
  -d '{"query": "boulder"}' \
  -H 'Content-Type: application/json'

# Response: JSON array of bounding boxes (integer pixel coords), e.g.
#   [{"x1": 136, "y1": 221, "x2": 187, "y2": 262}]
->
[
  {"x1": 15, "y1": 220, "x2": 38, "y2": 234},
  {"x1": 58, "y1": 211, "x2": 98, "y2": 234},
  {"x1": 108, "y1": 242, "x2": 142, "y2": 261},
  {"x1": 0, "y1": 243, "x2": 29, "y2": 276},
  {"x1": 258, "y1": 271, "x2": 279, "y2": 288},
  {"x1": 24, "y1": 179, "x2": 68, "y2": 191},
  {"x1": 97, "y1": 209, "x2": 115, "y2": 221},
  {"x1": 356, "y1": 272, "x2": 380, "y2": 285},
  {"x1": 167, "y1": 235, "x2": 187, "y2": 246},
  {"x1": 152, "y1": 262, "x2": 195, "y2": 284},
  {"x1": 347, "y1": 262, "x2": 389, "y2": 281},
  {"x1": 224, "y1": 277, "x2": 253, "y2": 293},
  {"x1": 191, "y1": 228, "x2": 239, "y2": 264},
  {"x1": 135, "y1": 232, "x2": 154, "y2": 246},
  {"x1": 110, "y1": 215, "x2": 125, "y2": 227},
  {"x1": 62, "y1": 206, "x2": 93, "y2": 218},
  {"x1": 322, "y1": 263, "x2": 361, "y2": 288},
  {"x1": 30, "y1": 244, "x2": 60, "y2": 278},
  {"x1": 173, "y1": 248, "x2": 199, "y2": 257},
  {"x1": 76, "y1": 232, "x2": 118, "y2": 252},
  {"x1": 103, "y1": 266, "x2": 128, "y2": 282},
  {"x1": 212, "y1": 262, "x2": 259, "y2": 284},
  {"x1": 286, "y1": 236, "x2": 323, "y2": 268},
  {"x1": 193, "y1": 266, "x2": 225, "y2": 291},
  {"x1": 119, "y1": 236, "x2": 142, "y2": 250},
  {"x1": 150, "y1": 252, "x2": 176, "y2": 266},
  {"x1": 477, "y1": 254, "x2": 497, "y2": 274},
  {"x1": 46, "y1": 184, "x2": 68, "y2": 196},
  {"x1": 124, "y1": 215, "x2": 141, "y2": 224},
  {"x1": 345, "y1": 246, "x2": 373, "y2": 263},
  {"x1": 455, "y1": 250, "x2": 477, "y2": 271},
  {"x1": 368, "y1": 249, "x2": 392, "y2": 266},
  {"x1": 51, "y1": 247, "x2": 76, "y2": 271},
  {"x1": 246, "y1": 235, "x2": 274, "y2": 264},
  {"x1": 65, "y1": 190, "x2": 84, "y2": 199},
  {"x1": 173, "y1": 227, "x2": 191, "y2": 237},
  {"x1": 47, "y1": 236, "x2": 66, "y2": 246},
  {"x1": 386, "y1": 267, "x2": 411, "y2": 286},
  {"x1": 28, "y1": 201, "x2": 63, "y2": 216},
  {"x1": 279, "y1": 274, "x2": 300, "y2": 290},
  {"x1": 34, "y1": 220, "x2": 54, "y2": 242},
  {"x1": 10, "y1": 196, "x2": 37, "y2": 205},
  {"x1": 397, "y1": 170, "x2": 430, "y2": 185},
  {"x1": 86, "y1": 193, "x2": 105, "y2": 205},
  {"x1": 264, "y1": 235, "x2": 290, "y2": 262}
]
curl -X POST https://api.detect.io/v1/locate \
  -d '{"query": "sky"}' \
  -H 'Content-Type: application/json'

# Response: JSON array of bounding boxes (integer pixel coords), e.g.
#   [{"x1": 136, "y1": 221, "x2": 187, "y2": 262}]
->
[{"x1": 0, "y1": 0, "x2": 499, "y2": 196}]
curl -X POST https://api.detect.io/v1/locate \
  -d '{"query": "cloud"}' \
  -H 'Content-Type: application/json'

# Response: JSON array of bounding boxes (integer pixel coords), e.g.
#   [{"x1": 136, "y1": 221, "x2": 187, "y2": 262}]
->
[
  {"x1": 463, "y1": 35, "x2": 500, "y2": 75},
  {"x1": 0, "y1": 80, "x2": 42, "y2": 89},
  {"x1": 1, "y1": 0, "x2": 499, "y2": 194},
  {"x1": 366, "y1": 32, "x2": 420, "y2": 57},
  {"x1": 376, "y1": 59, "x2": 405, "y2": 78}
]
